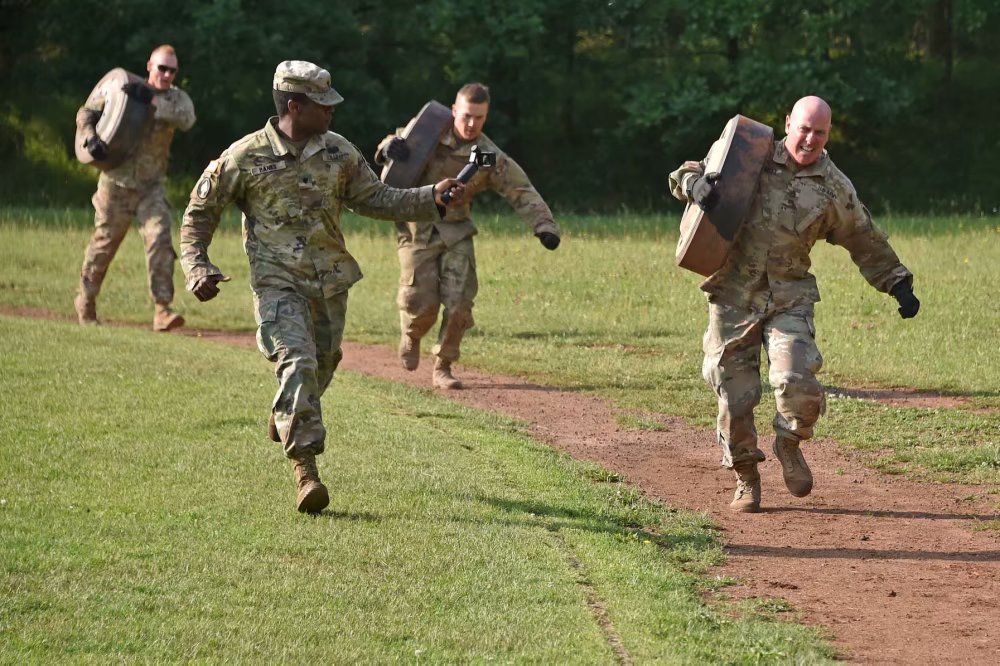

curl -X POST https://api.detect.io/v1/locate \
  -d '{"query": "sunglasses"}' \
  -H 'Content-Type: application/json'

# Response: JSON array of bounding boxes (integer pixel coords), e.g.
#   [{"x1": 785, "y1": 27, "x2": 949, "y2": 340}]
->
[{"x1": 156, "y1": 64, "x2": 177, "y2": 74}]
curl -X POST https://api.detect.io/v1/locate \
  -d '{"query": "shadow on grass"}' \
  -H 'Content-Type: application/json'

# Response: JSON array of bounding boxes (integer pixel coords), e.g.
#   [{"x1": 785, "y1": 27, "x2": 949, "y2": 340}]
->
[
  {"x1": 313, "y1": 510, "x2": 382, "y2": 522},
  {"x1": 474, "y1": 494, "x2": 716, "y2": 553},
  {"x1": 509, "y1": 329, "x2": 684, "y2": 342}
]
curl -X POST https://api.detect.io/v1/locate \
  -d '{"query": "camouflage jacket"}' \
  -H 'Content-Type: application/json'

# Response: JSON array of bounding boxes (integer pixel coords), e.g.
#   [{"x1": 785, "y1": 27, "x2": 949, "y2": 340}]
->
[
  {"x1": 377, "y1": 127, "x2": 558, "y2": 246},
  {"x1": 668, "y1": 138, "x2": 912, "y2": 311},
  {"x1": 181, "y1": 117, "x2": 441, "y2": 297},
  {"x1": 76, "y1": 85, "x2": 195, "y2": 189}
]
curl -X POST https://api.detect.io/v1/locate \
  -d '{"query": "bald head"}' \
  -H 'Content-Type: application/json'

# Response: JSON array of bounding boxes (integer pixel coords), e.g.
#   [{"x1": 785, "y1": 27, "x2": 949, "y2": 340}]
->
[
  {"x1": 784, "y1": 96, "x2": 832, "y2": 167},
  {"x1": 147, "y1": 44, "x2": 178, "y2": 91}
]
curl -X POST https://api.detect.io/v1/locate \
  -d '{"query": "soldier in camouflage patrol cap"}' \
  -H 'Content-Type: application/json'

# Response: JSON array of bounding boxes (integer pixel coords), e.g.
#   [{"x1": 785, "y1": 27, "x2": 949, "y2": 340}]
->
[
  {"x1": 75, "y1": 44, "x2": 196, "y2": 331},
  {"x1": 375, "y1": 83, "x2": 561, "y2": 390},
  {"x1": 181, "y1": 60, "x2": 463, "y2": 514},
  {"x1": 669, "y1": 96, "x2": 920, "y2": 513}
]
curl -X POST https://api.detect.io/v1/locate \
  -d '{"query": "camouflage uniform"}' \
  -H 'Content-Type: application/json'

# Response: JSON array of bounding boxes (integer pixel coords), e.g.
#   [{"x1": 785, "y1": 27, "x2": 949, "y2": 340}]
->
[
  {"x1": 669, "y1": 139, "x2": 912, "y2": 468},
  {"x1": 76, "y1": 85, "x2": 195, "y2": 307},
  {"x1": 376, "y1": 128, "x2": 559, "y2": 363},
  {"x1": 181, "y1": 117, "x2": 441, "y2": 457}
]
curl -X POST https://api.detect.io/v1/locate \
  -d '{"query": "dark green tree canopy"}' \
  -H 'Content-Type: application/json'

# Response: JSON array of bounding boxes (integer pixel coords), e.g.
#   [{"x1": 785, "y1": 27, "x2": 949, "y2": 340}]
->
[{"x1": 2, "y1": 0, "x2": 998, "y2": 212}]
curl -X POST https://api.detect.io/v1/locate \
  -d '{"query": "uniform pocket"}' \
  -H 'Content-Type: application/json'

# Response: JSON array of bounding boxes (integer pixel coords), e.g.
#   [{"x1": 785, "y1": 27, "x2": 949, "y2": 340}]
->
[
  {"x1": 794, "y1": 209, "x2": 824, "y2": 235},
  {"x1": 398, "y1": 250, "x2": 417, "y2": 286},
  {"x1": 255, "y1": 297, "x2": 282, "y2": 362}
]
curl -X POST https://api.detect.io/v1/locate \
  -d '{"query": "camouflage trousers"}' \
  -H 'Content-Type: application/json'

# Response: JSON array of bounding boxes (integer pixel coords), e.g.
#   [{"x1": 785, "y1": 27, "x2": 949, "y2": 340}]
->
[
  {"x1": 255, "y1": 287, "x2": 347, "y2": 458},
  {"x1": 702, "y1": 301, "x2": 826, "y2": 468},
  {"x1": 396, "y1": 232, "x2": 477, "y2": 363},
  {"x1": 79, "y1": 176, "x2": 177, "y2": 304}
]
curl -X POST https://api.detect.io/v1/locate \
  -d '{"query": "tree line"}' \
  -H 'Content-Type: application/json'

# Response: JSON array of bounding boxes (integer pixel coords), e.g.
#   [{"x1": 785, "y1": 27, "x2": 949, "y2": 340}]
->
[{"x1": 1, "y1": 0, "x2": 997, "y2": 214}]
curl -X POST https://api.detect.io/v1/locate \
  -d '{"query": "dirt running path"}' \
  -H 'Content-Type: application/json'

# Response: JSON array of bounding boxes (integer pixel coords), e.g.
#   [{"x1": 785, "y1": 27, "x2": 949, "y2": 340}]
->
[{"x1": 6, "y1": 309, "x2": 1000, "y2": 663}]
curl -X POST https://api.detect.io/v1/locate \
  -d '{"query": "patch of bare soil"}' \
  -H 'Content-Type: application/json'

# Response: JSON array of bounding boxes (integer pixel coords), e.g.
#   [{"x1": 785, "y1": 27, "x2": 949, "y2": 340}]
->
[
  {"x1": 826, "y1": 385, "x2": 996, "y2": 413},
  {"x1": 7, "y1": 308, "x2": 1000, "y2": 663}
]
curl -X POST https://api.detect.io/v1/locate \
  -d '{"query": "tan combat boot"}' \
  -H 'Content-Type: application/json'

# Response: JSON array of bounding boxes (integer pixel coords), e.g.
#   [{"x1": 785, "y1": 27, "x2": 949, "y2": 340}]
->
[
  {"x1": 399, "y1": 334, "x2": 420, "y2": 371},
  {"x1": 74, "y1": 293, "x2": 98, "y2": 325},
  {"x1": 432, "y1": 358, "x2": 463, "y2": 390},
  {"x1": 730, "y1": 463, "x2": 762, "y2": 513},
  {"x1": 772, "y1": 436, "x2": 813, "y2": 497},
  {"x1": 153, "y1": 304, "x2": 185, "y2": 332},
  {"x1": 291, "y1": 452, "x2": 329, "y2": 513}
]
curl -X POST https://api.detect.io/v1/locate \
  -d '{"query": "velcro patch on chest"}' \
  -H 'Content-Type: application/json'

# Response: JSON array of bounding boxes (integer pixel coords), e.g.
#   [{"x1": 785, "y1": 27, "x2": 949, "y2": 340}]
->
[
  {"x1": 250, "y1": 161, "x2": 288, "y2": 176},
  {"x1": 323, "y1": 145, "x2": 349, "y2": 162}
]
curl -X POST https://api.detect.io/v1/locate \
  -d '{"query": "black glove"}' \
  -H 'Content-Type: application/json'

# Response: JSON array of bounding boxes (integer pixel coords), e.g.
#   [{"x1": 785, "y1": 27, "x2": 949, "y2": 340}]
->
[
  {"x1": 385, "y1": 137, "x2": 410, "y2": 161},
  {"x1": 688, "y1": 173, "x2": 720, "y2": 212},
  {"x1": 192, "y1": 274, "x2": 230, "y2": 302},
  {"x1": 890, "y1": 282, "x2": 920, "y2": 319},
  {"x1": 84, "y1": 135, "x2": 109, "y2": 161},
  {"x1": 536, "y1": 232, "x2": 560, "y2": 251},
  {"x1": 122, "y1": 82, "x2": 154, "y2": 104}
]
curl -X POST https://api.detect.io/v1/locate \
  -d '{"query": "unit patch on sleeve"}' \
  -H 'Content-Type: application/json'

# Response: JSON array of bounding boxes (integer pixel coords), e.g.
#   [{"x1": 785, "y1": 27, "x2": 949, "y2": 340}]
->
[{"x1": 196, "y1": 177, "x2": 212, "y2": 199}]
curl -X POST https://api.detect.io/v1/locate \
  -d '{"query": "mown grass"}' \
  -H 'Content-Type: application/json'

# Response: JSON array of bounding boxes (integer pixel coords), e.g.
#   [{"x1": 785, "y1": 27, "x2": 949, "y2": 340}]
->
[
  {"x1": 0, "y1": 315, "x2": 834, "y2": 662},
  {"x1": 1, "y1": 208, "x2": 997, "y2": 488}
]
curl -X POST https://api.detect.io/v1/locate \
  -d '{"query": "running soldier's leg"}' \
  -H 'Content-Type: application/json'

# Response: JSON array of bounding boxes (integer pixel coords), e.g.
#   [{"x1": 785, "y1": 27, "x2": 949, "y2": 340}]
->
[
  {"x1": 765, "y1": 305, "x2": 825, "y2": 442},
  {"x1": 79, "y1": 177, "x2": 139, "y2": 299},
  {"x1": 397, "y1": 236, "x2": 446, "y2": 342},
  {"x1": 432, "y1": 237, "x2": 477, "y2": 363},
  {"x1": 314, "y1": 290, "x2": 348, "y2": 395},
  {"x1": 136, "y1": 183, "x2": 178, "y2": 306},
  {"x1": 702, "y1": 303, "x2": 767, "y2": 468},
  {"x1": 255, "y1": 289, "x2": 326, "y2": 458}
]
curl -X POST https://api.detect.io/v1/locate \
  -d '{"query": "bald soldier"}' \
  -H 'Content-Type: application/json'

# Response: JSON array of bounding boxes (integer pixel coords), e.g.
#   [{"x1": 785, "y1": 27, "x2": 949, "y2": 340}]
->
[
  {"x1": 669, "y1": 96, "x2": 920, "y2": 513},
  {"x1": 75, "y1": 44, "x2": 196, "y2": 331},
  {"x1": 181, "y1": 61, "x2": 463, "y2": 514},
  {"x1": 375, "y1": 83, "x2": 561, "y2": 389}
]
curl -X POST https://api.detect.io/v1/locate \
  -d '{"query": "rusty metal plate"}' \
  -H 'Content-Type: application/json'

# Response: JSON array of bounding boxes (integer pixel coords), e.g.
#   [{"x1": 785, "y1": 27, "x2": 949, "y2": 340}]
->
[
  {"x1": 379, "y1": 100, "x2": 453, "y2": 188},
  {"x1": 75, "y1": 68, "x2": 155, "y2": 170},
  {"x1": 675, "y1": 115, "x2": 774, "y2": 276}
]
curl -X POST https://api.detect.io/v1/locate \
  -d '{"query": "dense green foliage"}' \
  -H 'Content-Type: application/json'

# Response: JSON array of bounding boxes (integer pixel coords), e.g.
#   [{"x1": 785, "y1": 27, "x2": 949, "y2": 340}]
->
[{"x1": 2, "y1": 0, "x2": 999, "y2": 212}]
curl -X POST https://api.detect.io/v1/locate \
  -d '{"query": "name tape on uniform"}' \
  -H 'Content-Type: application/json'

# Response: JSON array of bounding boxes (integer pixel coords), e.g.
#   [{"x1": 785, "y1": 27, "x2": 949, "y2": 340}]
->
[{"x1": 250, "y1": 161, "x2": 288, "y2": 176}]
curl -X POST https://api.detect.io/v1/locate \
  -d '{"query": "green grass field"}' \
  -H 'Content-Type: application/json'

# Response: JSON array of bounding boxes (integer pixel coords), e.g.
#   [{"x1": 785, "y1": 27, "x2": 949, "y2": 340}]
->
[
  {"x1": 0, "y1": 315, "x2": 834, "y2": 662},
  {"x1": 2, "y1": 207, "x2": 996, "y2": 660},
  {"x1": 2, "y1": 208, "x2": 997, "y2": 486}
]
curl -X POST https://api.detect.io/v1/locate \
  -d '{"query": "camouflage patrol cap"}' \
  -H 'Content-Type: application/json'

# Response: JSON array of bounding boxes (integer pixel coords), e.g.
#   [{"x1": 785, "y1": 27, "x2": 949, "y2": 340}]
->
[{"x1": 273, "y1": 60, "x2": 344, "y2": 106}]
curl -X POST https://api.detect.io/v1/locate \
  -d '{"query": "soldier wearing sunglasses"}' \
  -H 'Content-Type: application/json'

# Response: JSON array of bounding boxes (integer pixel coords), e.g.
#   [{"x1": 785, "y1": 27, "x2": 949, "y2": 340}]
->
[{"x1": 74, "y1": 44, "x2": 196, "y2": 332}]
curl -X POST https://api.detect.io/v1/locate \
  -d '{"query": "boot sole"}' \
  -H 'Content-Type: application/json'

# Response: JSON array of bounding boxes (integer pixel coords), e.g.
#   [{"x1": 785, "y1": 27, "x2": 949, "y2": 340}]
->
[
  {"x1": 730, "y1": 502, "x2": 761, "y2": 513},
  {"x1": 297, "y1": 485, "x2": 330, "y2": 513},
  {"x1": 153, "y1": 315, "x2": 186, "y2": 332},
  {"x1": 433, "y1": 382, "x2": 463, "y2": 390}
]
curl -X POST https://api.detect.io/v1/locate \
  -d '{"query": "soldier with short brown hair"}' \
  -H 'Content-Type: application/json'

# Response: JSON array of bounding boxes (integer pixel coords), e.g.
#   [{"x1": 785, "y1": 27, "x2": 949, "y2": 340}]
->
[
  {"x1": 375, "y1": 83, "x2": 561, "y2": 389},
  {"x1": 669, "y1": 96, "x2": 920, "y2": 513},
  {"x1": 75, "y1": 44, "x2": 195, "y2": 331}
]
